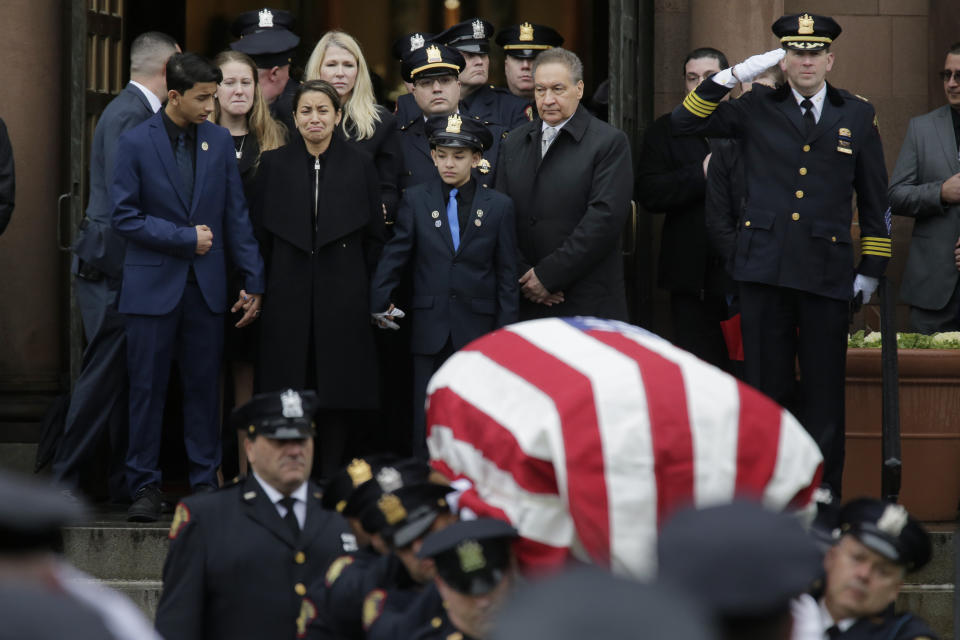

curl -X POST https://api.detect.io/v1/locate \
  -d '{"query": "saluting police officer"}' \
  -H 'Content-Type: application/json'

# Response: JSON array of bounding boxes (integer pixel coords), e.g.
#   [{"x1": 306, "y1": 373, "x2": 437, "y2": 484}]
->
[
  {"x1": 155, "y1": 390, "x2": 357, "y2": 640},
  {"x1": 229, "y1": 7, "x2": 300, "y2": 133},
  {"x1": 670, "y1": 13, "x2": 891, "y2": 499},
  {"x1": 435, "y1": 18, "x2": 533, "y2": 129},
  {"x1": 397, "y1": 43, "x2": 506, "y2": 190},
  {"x1": 792, "y1": 499, "x2": 937, "y2": 640},
  {"x1": 495, "y1": 22, "x2": 564, "y2": 109}
]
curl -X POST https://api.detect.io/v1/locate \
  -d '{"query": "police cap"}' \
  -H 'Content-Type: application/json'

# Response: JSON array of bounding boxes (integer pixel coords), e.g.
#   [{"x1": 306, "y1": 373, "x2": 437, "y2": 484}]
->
[
  {"x1": 835, "y1": 498, "x2": 932, "y2": 571},
  {"x1": 426, "y1": 114, "x2": 493, "y2": 151},
  {"x1": 401, "y1": 43, "x2": 465, "y2": 83},
  {"x1": 418, "y1": 518, "x2": 517, "y2": 596},
  {"x1": 658, "y1": 501, "x2": 823, "y2": 618},
  {"x1": 320, "y1": 454, "x2": 399, "y2": 513},
  {"x1": 341, "y1": 457, "x2": 433, "y2": 518},
  {"x1": 0, "y1": 470, "x2": 87, "y2": 554},
  {"x1": 360, "y1": 481, "x2": 450, "y2": 546},
  {"x1": 229, "y1": 389, "x2": 319, "y2": 440},
  {"x1": 495, "y1": 22, "x2": 564, "y2": 59},
  {"x1": 391, "y1": 32, "x2": 434, "y2": 62},
  {"x1": 229, "y1": 8, "x2": 300, "y2": 68},
  {"x1": 436, "y1": 18, "x2": 495, "y2": 54},
  {"x1": 772, "y1": 12, "x2": 842, "y2": 51}
]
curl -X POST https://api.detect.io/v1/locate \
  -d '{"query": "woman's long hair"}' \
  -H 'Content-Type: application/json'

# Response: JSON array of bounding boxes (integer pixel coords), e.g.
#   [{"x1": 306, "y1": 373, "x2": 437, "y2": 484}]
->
[
  {"x1": 213, "y1": 50, "x2": 286, "y2": 153},
  {"x1": 303, "y1": 31, "x2": 382, "y2": 141}
]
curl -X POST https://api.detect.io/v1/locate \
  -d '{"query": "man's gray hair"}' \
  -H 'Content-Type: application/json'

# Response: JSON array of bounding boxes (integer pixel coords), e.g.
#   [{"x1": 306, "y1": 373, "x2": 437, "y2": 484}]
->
[
  {"x1": 130, "y1": 31, "x2": 178, "y2": 77},
  {"x1": 533, "y1": 47, "x2": 584, "y2": 84}
]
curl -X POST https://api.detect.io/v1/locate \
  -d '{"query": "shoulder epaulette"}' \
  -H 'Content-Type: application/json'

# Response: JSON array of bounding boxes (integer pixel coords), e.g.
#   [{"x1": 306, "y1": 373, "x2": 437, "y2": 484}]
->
[{"x1": 854, "y1": 93, "x2": 871, "y2": 103}]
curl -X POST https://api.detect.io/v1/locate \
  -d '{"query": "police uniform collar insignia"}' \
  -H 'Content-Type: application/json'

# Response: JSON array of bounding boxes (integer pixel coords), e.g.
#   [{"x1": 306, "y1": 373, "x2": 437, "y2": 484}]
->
[
  {"x1": 410, "y1": 33, "x2": 425, "y2": 51},
  {"x1": 347, "y1": 458, "x2": 373, "y2": 486},
  {"x1": 280, "y1": 389, "x2": 304, "y2": 418},
  {"x1": 478, "y1": 158, "x2": 491, "y2": 174},
  {"x1": 472, "y1": 19, "x2": 486, "y2": 40},
  {"x1": 519, "y1": 22, "x2": 534, "y2": 41},
  {"x1": 244, "y1": 491, "x2": 257, "y2": 500},
  {"x1": 426, "y1": 44, "x2": 443, "y2": 64},
  {"x1": 377, "y1": 466, "x2": 403, "y2": 492},
  {"x1": 259, "y1": 8, "x2": 274, "y2": 28},
  {"x1": 457, "y1": 539, "x2": 486, "y2": 572},
  {"x1": 798, "y1": 13, "x2": 814, "y2": 35},
  {"x1": 877, "y1": 504, "x2": 909, "y2": 536},
  {"x1": 378, "y1": 493, "x2": 407, "y2": 525},
  {"x1": 446, "y1": 114, "x2": 462, "y2": 134}
]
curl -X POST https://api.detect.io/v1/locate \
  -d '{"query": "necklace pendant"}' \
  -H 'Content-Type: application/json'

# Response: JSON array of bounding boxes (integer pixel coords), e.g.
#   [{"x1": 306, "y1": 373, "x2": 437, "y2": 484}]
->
[{"x1": 235, "y1": 150, "x2": 243, "y2": 160}]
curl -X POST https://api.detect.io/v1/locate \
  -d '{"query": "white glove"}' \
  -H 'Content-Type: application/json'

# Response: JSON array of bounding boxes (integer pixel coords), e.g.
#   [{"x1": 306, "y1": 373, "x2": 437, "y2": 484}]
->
[
  {"x1": 712, "y1": 48, "x2": 786, "y2": 88},
  {"x1": 853, "y1": 274, "x2": 879, "y2": 304},
  {"x1": 371, "y1": 306, "x2": 405, "y2": 330}
]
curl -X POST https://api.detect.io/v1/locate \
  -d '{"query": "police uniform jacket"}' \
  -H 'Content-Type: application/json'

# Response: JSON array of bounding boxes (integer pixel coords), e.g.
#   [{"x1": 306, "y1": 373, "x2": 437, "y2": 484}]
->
[
  {"x1": 637, "y1": 112, "x2": 726, "y2": 295},
  {"x1": 154, "y1": 476, "x2": 355, "y2": 640},
  {"x1": 495, "y1": 103, "x2": 633, "y2": 320},
  {"x1": 370, "y1": 177, "x2": 519, "y2": 355},
  {"x1": 365, "y1": 581, "x2": 444, "y2": 640},
  {"x1": 398, "y1": 112, "x2": 505, "y2": 191},
  {"x1": 671, "y1": 80, "x2": 890, "y2": 301},
  {"x1": 831, "y1": 610, "x2": 937, "y2": 639},
  {"x1": 461, "y1": 84, "x2": 533, "y2": 129}
]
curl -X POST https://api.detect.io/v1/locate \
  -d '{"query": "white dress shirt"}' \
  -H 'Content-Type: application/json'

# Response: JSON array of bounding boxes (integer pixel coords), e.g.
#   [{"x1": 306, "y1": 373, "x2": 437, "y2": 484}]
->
[
  {"x1": 253, "y1": 471, "x2": 307, "y2": 530},
  {"x1": 128, "y1": 80, "x2": 163, "y2": 114},
  {"x1": 791, "y1": 84, "x2": 827, "y2": 124}
]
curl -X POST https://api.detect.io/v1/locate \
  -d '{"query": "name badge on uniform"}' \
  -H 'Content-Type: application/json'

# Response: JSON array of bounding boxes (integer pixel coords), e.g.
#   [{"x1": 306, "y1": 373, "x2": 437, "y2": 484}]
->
[{"x1": 837, "y1": 127, "x2": 852, "y2": 155}]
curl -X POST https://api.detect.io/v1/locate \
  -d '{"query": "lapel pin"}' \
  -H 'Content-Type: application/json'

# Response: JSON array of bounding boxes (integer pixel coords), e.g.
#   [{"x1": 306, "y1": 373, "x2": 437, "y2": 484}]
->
[
  {"x1": 431, "y1": 211, "x2": 440, "y2": 219},
  {"x1": 435, "y1": 219, "x2": 442, "y2": 228},
  {"x1": 201, "y1": 141, "x2": 209, "y2": 151},
  {"x1": 474, "y1": 219, "x2": 482, "y2": 227},
  {"x1": 476, "y1": 209, "x2": 484, "y2": 218},
  {"x1": 244, "y1": 491, "x2": 257, "y2": 500}
]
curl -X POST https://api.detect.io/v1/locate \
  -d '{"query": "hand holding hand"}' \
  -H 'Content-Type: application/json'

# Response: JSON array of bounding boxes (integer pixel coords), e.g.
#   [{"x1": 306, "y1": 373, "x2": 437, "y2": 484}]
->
[
  {"x1": 233, "y1": 291, "x2": 262, "y2": 328},
  {"x1": 519, "y1": 268, "x2": 564, "y2": 305},
  {"x1": 195, "y1": 225, "x2": 213, "y2": 255}
]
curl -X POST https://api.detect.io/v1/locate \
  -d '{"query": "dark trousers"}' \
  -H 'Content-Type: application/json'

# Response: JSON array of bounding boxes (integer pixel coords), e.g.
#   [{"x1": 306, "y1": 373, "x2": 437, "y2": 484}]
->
[
  {"x1": 412, "y1": 339, "x2": 455, "y2": 460},
  {"x1": 124, "y1": 280, "x2": 223, "y2": 494},
  {"x1": 669, "y1": 291, "x2": 730, "y2": 370},
  {"x1": 739, "y1": 281, "x2": 849, "y2": 494},
  {"x1": 52, "y1": 276, "x2": 128, "y2": 499},
  {"x1": 909, "y1": 278, "x2": 960, "y2": 334}
]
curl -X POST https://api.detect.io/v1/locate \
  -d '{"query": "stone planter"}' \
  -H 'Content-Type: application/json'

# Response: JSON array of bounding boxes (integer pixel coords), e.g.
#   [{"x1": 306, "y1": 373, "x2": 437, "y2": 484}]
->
[{"x1": 844, "y1": 348, "x2": 960, "y2": 521}]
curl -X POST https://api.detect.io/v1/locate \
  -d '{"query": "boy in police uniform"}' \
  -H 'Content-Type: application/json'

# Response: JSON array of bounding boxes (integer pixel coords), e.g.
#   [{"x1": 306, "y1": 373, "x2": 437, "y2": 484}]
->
[
  {"x1": 671, "y1": 13, "x2": 891, "y2": 499},
  {"x1": 372, "y1": 114, "x2": 518, "y2": 459}
]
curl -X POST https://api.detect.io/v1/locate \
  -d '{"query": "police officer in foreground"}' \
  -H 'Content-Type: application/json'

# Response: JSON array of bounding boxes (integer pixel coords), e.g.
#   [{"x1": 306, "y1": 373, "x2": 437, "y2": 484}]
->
[
  {"x1": 671, "y1": 12, "x2": 891, "y2": 500},
  {"x1": 230, "y1": 7, "x2": 300, "y2": 132},
  {"x1": 397, "y1": 43, "x2": 506, "y2": 190},
  {"x1": 658, "y1": 501, "x2": 824, "y2": 640},
  {"x1": 435, "y1": 18, "x2": 532, "y2": 129},
  {"x1": 155, "y1": 389, "x2": 357, "y2": 640},
  {"x1": 791, "y1": 499, "x2": 937, "y2": 640},
  {"x1": 495, "y1": 22, "x2": 564, "y2": 107}
]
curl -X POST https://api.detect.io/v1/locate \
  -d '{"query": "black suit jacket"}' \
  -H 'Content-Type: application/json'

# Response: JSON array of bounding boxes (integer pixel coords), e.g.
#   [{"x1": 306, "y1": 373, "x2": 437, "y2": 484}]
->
[
  {"x1": 495, "y1": 104, "x2": 633, "y2": 320},
  {"x1": 155, "y1": 476, "x2": 355, "y2": 640},
  {"x1": 337, "y1": 106, "x2": 403, "y2": 221},
  {"x1": 370, "y1": 177, "x2": 518, "y2": 354},
  {"x1": 72, "y1": 83, "x2": 154, "y2": 277}
]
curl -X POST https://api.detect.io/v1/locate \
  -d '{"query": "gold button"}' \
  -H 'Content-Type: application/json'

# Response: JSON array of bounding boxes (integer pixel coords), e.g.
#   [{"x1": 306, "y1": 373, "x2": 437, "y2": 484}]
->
[
  {"x1": 802, "y1": 144, "x2": 810, "y2": 152},
  {"x1": 799, "y1": 167, "x2": 807, "y2": 175},
  {"x1": 795, "y1": 190, "x2": 804, "y2": 199},
  {"x1": 432, "y1": 617, "x2": 442, "y2": 629},
  {"x1": 295, "y1": 552, "x2": 306, "y2": 564},
  {"x1": 744, "y1": 220, "x2": 751, "y2": 227},
  {"x1": 295, "y1": 583, "x2": 306, "y2": 596},
  {"x1": 791, "y1": 212, "x2": 800, "y2": 221},
  {"x1": 831, "y1": 236, "x2": 837, "y2": 242}
]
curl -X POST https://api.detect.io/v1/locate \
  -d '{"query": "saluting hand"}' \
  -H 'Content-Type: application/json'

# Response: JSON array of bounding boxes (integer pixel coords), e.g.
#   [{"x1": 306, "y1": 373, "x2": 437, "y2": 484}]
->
[{"x1": 195, "y1": 225, "x2": 213, "y2": 255}]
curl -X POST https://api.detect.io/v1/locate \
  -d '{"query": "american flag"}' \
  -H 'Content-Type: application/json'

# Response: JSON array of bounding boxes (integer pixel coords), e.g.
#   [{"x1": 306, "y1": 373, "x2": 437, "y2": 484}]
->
[{"x1": 426, "y1": 317, "x2": 823, "y2": 578}]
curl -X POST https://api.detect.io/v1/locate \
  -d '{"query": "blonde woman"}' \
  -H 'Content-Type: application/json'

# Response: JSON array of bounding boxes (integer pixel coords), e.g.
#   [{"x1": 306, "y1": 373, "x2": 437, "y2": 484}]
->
[
  {"x1": 305, "y1": 31, "x2": 402, "y2": 221},
  {"x1": 213, "y1": 49, "x2": 285, "y2": 477}
]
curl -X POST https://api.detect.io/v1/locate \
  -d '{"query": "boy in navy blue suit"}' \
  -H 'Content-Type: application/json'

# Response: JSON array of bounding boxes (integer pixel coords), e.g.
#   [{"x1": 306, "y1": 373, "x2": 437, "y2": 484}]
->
[{"x1": 371, "y1": 115, "x2": 518, "y2": 458}]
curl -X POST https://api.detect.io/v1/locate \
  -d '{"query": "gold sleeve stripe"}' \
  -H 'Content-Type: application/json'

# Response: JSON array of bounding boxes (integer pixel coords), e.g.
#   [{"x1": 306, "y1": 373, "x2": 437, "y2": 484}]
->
[
  {"x1": 682, "y1": 95, "x2": 713, "y2": 118},
  {"x1": 686, "y1": 91, "x2": 719, "y2": 110},
  {"x1": 862, "y1": 249, "x2": 892, "y2": 257},
  {"x1": 861, "y1": 236, "x2": 891, "y2": 244}
]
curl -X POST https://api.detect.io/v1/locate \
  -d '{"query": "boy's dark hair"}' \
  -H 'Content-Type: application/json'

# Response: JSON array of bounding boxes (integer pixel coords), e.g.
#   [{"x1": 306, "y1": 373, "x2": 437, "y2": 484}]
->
[
  {"x1": 294, "y1": 80, "x2": 342, "y2": 114},
  {"x1": 683, "y1": 47, "x2": 729, "y2": 74},
  {"x1": 166, "y1": 52, "x2": 222, "y2": 95}
]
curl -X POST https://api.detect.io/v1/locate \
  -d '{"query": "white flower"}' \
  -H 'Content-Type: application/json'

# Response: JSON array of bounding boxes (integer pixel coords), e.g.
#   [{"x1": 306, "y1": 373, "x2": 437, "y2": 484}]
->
[{"x1": 863, "y1": 331, "x2": 882, "y2": 346}]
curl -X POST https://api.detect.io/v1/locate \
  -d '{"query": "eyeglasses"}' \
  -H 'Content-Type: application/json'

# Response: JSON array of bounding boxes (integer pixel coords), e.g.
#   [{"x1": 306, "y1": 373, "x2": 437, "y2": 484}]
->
[
  {"x1": 939, "y1": 70, "x2": 960, "y2": 83},
  {"x1": 413, "y1": 76, "x2": 456, "y2": 90}
]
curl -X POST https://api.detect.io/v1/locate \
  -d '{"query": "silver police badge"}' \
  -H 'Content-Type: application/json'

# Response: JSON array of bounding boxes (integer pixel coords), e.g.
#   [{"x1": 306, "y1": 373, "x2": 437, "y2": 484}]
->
[
  {"x1": 410, "y1": 33, "x2": 425, "y2": 51},
  {"x1": 472, "y1": 19, "x2": 486, "y2": 40},
  {"x1": 258, "y1": 8, "x2": 274, "y2": 28},
  {"x1": 377, "y1": 467, "x2": 403, "y2": 492},
  {"x1": 280, "y1": 389, "x2": 304, "y2": 418},
  {"x1": 877, "y1": 504, "x2": 909, "y2": 537}
]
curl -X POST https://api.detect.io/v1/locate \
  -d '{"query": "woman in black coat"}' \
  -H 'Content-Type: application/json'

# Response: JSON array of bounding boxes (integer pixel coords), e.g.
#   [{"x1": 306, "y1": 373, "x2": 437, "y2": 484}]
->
[{"x1": 251, "y1": 80, "x2": 385, "y2": 477}]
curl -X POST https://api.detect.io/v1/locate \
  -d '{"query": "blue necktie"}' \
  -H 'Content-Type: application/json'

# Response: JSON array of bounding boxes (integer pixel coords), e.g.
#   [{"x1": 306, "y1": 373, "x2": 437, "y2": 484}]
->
[
  {"x1": 176, "y1": 133, "x2": 194, "y2": 208},
  {"x1": 447, "y1": 187, "x2": 460, "y2": 251}
]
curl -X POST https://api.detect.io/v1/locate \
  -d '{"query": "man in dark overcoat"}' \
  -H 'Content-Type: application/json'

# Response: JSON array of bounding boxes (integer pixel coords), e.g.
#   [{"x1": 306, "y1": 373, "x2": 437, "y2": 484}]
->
[
  {"x1": 495, "y1": 47, "x2": 633, "y2": 321},
  {"x1": 155, "y1": 390, "x2": 358, "y2": 640},
  {"x1": 671, "y1": 12, "x2": 890, "y2": 497}
]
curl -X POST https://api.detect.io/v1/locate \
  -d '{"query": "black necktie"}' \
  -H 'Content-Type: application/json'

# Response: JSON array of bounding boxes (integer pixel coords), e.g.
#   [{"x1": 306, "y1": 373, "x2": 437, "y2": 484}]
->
[
  {"x1": 826, "y1": 624, "x2": 842, "y2": 639},
  {"x1": 279, "y1": 496, "x2": 300, "y2": 538},
  {"x1": 175, "y1": 132, "x2": 194, "y2": 208},
  {"x1": 801, "y1": 98, "x2": 816, "y2": 137}
]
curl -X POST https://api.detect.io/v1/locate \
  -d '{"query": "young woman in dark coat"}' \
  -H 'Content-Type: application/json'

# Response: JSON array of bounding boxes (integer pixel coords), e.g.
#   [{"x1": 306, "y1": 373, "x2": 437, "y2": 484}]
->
[{"x1": 250, "y1": 80, "x2": 385, "y2": 477}]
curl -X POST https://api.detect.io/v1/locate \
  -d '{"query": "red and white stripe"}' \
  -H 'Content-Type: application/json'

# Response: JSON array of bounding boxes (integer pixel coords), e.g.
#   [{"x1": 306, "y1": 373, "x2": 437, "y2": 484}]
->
[{"x1": 425, "y1": 317, "x2": 823, "y2": 579}]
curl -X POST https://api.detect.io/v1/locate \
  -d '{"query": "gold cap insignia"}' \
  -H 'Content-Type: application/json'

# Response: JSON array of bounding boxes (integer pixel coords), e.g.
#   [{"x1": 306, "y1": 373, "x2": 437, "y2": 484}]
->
[
  {"x1": 478, "y1": 159, "x2": 491, "y2": 174},
  {"x1": 378, "y1": 493, "x2": 407, "y2": 525},
  {"x1": 519, "y1": 22, "x2": 534, "y2": 42},
  {"x1": 798, "y1": 14, "x2": 814, "y2": 35},
  {"x1": 457, "y1": 539, "x2": 486, "y2": 572},
  {"x1": 347, "y1": 458, "x2": 373, "y2": 487},
  {"x1": 169, "y1": 503, "x2": 191, "y2": 540},
  {"x1": 877, "y1": 504, "x2": 909, "y2": 537},
  {"x1": 446, "y1": 114, "x2": 462, "y2": 134},
  {"x1": 296, "y1": 598, "x2": 317, "y2": 636},
  {"x1": 426, "y1": 44, "x2": 442, "y2": 64}
]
